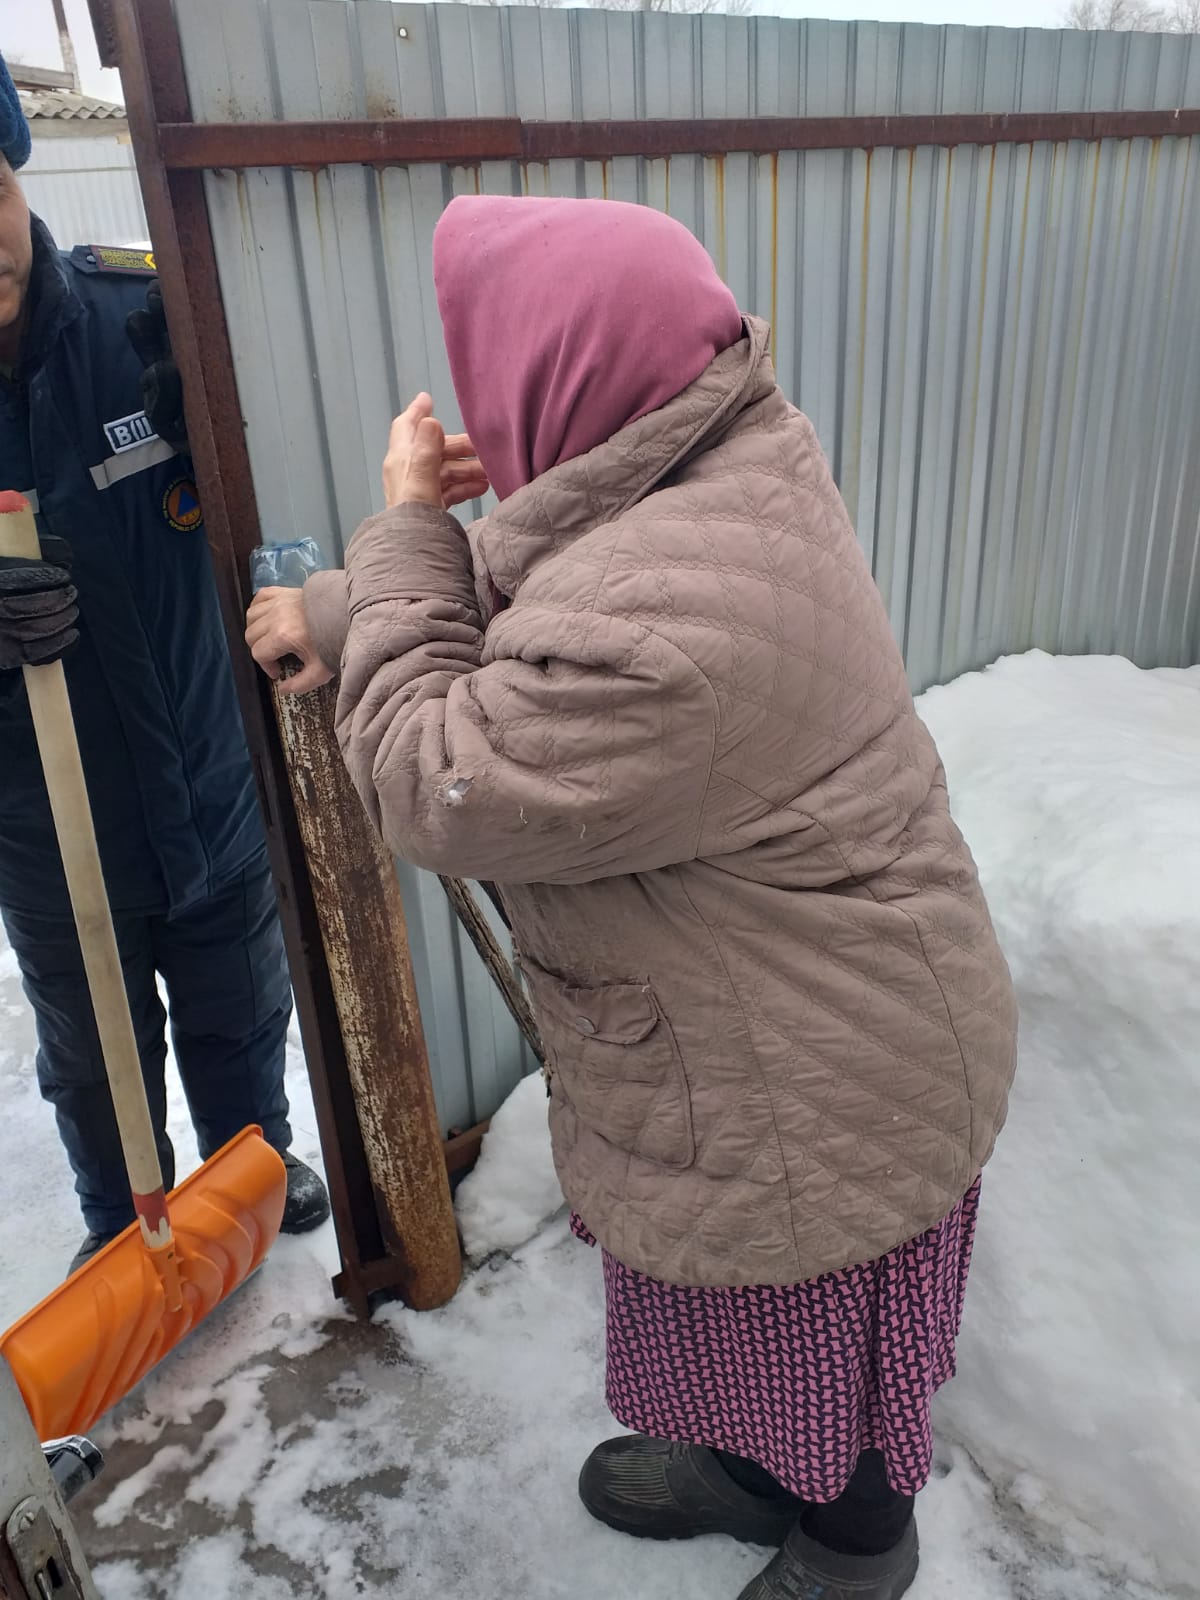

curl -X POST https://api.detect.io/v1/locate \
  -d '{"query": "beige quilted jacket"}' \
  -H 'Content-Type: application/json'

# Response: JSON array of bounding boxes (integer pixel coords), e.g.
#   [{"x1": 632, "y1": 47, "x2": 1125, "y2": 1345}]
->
[{"x1": 305, "y1": 318, "x2": 1018, "y2": 1288}]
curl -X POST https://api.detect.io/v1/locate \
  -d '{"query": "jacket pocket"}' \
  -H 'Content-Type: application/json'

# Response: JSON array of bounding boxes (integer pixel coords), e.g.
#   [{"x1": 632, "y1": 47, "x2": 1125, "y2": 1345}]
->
[{"x1": 519, "y1": 957, "x2": 695, "y2": 1170}]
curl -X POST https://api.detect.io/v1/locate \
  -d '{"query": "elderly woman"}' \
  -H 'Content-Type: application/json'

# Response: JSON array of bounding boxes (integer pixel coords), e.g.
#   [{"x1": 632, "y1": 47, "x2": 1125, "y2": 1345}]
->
[{"x1": 248, "y1": 196, "x2": 1017, "y2": 1600}]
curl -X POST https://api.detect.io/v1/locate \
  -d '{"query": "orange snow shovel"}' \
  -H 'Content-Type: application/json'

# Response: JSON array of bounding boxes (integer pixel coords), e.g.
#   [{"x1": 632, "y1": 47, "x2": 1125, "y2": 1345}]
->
[{"x1": 0, "y1": 492, "x2": 287, "y2": 1439}]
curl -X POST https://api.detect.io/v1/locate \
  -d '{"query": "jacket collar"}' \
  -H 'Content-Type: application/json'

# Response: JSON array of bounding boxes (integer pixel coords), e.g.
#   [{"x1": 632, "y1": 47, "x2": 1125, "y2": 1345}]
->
[
  {"x1": 16, "y1": 215, "x2": 82, "y2": 382},
  {"x1": 471, "y1": 316, "x2": 777, "y2": 605}
]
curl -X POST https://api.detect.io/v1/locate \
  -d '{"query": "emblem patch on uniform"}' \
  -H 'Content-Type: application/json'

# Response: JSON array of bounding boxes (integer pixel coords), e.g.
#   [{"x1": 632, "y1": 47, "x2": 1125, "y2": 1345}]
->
[
  {"x1": 163, "y1": 477, "x2": 203, "y2": 532},
  {"x1": 104, "y1": 410, "x2": 158, "y2": 453},
  {"x1": 89, "y1": 245, "x2": 157, "y2": 274}
]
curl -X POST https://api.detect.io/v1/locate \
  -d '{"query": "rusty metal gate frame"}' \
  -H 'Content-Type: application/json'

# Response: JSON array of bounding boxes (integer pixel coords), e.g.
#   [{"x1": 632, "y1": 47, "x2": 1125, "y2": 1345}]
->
[
  {"x1": 86, "y1": 0, "x2": 1200, "y2": 1311},
  {"x1": 91, "y1": 0, "x2": 427, "y2": 1317}
]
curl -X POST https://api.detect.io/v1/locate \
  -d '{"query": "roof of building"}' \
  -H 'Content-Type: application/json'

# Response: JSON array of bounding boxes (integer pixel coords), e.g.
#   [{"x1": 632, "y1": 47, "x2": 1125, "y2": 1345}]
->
[{"x1": 18, "y1": 88, "x2": 127, "y2": 125}]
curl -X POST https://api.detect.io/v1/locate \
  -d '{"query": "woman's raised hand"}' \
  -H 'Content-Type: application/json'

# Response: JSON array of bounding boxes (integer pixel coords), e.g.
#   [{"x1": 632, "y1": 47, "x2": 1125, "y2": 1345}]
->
[{"x1": 383, "y1": 394, "x2": 489, "y2": 511}]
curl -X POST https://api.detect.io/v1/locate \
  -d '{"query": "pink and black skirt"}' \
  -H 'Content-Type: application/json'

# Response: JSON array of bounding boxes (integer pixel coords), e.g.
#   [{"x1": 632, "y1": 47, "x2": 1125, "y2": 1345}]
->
[{"x1": 572, "y1": 1179, "x2": 980, "y2": 1503}]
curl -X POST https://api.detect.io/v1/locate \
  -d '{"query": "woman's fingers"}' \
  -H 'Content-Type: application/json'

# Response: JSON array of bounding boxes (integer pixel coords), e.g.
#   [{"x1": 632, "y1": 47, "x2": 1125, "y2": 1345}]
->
[
  {"x1": 441, "y1": 432, "x2": 478, "y2": 459},
  {"x1": 402, "y1": 392, "x2": 434, "y2": 425},
  {"x1": 384, "y1": 398, "x2": 440, "y2": 507},
  {"x1": 277, "y1": 655, "x2": 335, "y2": 696},
  {"x1": 440, "y1": 457, "x2": 487, "y2": 485},
  {"x1": 441, "y1": 455, "x2": 489, "y2": 510},
  {"x1": 252, "y1": 648, "x2": 282, "y2": 681},
  {"x1": 387, "y1": 394, "x2": 433, "y2": 453},
  {"x1": 395, "y1": 415, "x2": 448, "y2": 508},
  {"x1": 245, "y1": 623, "x2": 284, "y2": 677},
  {"x1": 443, "y1": 482, "x2": 489, "y2": 510},
  {"x1": 244, "y1": 588, "x2": 283, "y2": 647},
  {"x1": 384, "y1": 400, "x2": 485, "y2": 509},
  {"x1": 243, "y1": 587, "x2": 335, "y2": 696}
]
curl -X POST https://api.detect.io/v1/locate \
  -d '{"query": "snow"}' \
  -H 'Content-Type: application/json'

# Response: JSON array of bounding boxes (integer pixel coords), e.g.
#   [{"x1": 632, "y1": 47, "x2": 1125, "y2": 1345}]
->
[
  {"x1": 453, "y1": 1068, "x2": 564, "y2": 1263},
  {"x1": 0, "y1": 650, "x2": 1194, "y2": 1598},
  {"x1": 919, "y1": 652, "x2": 1200, "y2": 1594}
]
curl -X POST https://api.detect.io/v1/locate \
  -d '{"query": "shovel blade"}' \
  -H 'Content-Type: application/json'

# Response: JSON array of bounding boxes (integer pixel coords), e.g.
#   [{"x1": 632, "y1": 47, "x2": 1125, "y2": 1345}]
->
[{"x1": 1, "y1": 1128, "x2": 286, "y2": 1438}]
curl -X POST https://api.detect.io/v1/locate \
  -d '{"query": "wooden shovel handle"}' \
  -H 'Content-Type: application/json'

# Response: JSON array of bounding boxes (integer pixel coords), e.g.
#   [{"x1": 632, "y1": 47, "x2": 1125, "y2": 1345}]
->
[{"x1": 0, "y1": 500, "x2": 177, "y2": 1279}]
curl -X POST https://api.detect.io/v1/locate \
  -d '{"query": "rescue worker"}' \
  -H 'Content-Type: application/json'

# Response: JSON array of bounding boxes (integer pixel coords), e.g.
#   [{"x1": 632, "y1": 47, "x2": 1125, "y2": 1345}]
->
[{"x1": 0, "y1": 58, "x2": 329, "y2": 1272}]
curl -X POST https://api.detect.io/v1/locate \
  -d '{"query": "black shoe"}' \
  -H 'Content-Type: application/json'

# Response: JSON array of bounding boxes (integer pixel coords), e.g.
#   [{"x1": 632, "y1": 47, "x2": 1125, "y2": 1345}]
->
[
  {"x1": 736, "y1": 1519, "x2": 919, "y2": 1599},
  {"x1": 280, "y1": 1152, "x2": 331, "y2": 1234},
  {"x1": 67, "y1": 1231, "x2": 119, "y2": 1276},
  {"x1": 579, "y1": 1437, "x2": 802, "y2": 1546}
]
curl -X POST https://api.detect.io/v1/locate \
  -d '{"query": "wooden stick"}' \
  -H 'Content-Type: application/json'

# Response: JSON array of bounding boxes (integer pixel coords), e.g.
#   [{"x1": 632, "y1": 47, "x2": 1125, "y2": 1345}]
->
[
  {"x1": 0, "y1": 495, "x2": 180, "y2": 1307},
  {"x1": 443, "y1": 1118, "x2": 492, "y2": 1179},
  {"x1": 437, "y1": 877, "x2": 544, "y2": 1065}
]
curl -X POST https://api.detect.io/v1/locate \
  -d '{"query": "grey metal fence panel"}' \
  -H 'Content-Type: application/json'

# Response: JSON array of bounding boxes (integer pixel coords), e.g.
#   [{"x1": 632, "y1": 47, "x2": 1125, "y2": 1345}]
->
[
  {"x1": 21, "y1": 135, "x2": 149, "y2": 248},
  {"x1": 175, "y1": 0, "x2": 1200, "y2": 1125}
]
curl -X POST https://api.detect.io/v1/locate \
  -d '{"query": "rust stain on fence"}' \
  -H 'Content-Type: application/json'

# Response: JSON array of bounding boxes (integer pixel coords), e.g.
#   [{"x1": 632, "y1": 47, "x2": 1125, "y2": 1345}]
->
[
  {"x1": 769, "y1": 151, "x2": 779, "y2": 361},
  {"x1": 1169, "y1": 136, "x2": 1193, "y2": 285},
  {"x1": 308, "y1": 169, "x2": 324, "y2": 243},
  {"x1": 944, "y1": 143, "x2": 955, "y2": 235},
  {"x1": 711, "y1": 153, "x2": 727, "y2": 281},
  {"x1": 855, "y1": 149, "x2": 872, "y2": 488},
  {"x1": 1086, "y1": 140, "x2": 1102, "y2": 264},
  {"x1": 969, "y1": 146, "x2": 998, "y2": 469}
]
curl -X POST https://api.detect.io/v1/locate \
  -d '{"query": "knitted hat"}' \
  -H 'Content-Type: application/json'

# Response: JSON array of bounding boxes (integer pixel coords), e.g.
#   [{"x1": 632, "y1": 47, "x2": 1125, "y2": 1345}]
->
[{"x1": 0, "y1": 55, "x2": 32, "y2": 172}]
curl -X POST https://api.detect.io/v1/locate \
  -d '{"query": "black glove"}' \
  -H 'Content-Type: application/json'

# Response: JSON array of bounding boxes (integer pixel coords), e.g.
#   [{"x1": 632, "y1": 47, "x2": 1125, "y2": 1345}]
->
[
  {"x1": 0, "y1": 536, "x2": 78, "y2": 671},
  {"x1": 126, "y1": 281, "x2": 189, "y2": 454}
]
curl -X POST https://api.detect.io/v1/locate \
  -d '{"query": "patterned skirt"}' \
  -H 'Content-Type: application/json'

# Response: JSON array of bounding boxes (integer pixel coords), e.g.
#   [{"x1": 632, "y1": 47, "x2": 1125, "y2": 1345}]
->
[{"x1": 572, "y1": 1179, "x2": 980, "y2": 1503}]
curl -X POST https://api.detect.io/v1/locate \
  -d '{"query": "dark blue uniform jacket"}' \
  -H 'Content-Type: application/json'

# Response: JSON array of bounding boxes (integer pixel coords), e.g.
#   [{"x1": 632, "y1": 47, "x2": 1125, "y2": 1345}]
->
[{"x1": 0, "y1": 218, "x2": 262, "y2": 918}]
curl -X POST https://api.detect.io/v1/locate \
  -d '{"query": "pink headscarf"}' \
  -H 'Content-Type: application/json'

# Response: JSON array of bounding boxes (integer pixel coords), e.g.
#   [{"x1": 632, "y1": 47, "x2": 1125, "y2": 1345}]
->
[{"x1": 433, "y1": 196, "x2": 743, "y2": 505}]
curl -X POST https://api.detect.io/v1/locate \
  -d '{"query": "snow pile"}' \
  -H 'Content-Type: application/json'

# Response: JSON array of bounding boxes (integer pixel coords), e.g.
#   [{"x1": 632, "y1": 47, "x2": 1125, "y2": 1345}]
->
[
  {"x1": 454, "y1": 1069, "x2": 563, "y2": 1262},
  {"x1": 919, "y1": 653, "x2": 1199, "y2": 1591},
  {"x1": 0, "y1": 942, "x2": 80, "y2": 1312}
]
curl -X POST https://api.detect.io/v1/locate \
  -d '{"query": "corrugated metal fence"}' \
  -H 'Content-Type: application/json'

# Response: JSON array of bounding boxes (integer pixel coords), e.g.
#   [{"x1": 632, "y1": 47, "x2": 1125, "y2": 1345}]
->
[
  {"x1": 172, "y1": 0, "x2": 1200, "y2": 1128},
  {"x1": 22, "y1": 134, "x2": 149, "y2": 248}
]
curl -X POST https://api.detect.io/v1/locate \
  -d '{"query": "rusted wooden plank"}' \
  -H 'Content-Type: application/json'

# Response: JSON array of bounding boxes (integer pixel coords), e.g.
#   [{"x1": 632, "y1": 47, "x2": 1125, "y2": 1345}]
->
[
  {"x1": 443, "y1": 1120, "x2": 493, "y2": 1179},
  {"x1": 271, "y1": 682, "x2": 462, "y2": 1312}
]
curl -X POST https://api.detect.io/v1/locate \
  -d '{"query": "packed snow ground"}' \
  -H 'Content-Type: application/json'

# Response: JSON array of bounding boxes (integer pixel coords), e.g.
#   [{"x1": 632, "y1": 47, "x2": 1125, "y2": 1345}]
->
[{"x1": 0, "y1": 651, "x2": 1194, "y2": 1598}]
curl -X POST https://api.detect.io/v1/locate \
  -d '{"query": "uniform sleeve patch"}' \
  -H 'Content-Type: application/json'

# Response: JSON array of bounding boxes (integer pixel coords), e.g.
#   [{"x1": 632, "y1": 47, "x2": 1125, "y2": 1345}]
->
[
  {"x1": 163, "y1": 477, "x2": 203, "y2": 532},
  {"x1": 104, "y1": 410, "x2": 159, "y2": 453}
]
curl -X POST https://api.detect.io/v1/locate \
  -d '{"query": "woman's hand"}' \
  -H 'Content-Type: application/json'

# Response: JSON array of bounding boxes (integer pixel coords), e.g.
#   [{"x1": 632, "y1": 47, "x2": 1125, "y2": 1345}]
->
[
  {"x1": 245, "y1": 587, "x2": 335, "y2": 696},
  {"x1": 383, "y1": 394, "x2": 489, "y2": 510}
]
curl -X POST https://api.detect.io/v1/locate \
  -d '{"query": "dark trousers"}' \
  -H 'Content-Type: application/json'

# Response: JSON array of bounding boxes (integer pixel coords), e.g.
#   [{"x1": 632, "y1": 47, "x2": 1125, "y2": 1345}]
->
[
  {"x1": 716, "y1": 1448, "x2": 915, "y2": 1556},
  {"x1": 2, "y1": 855, "x2": 292, "y2": 1236}
]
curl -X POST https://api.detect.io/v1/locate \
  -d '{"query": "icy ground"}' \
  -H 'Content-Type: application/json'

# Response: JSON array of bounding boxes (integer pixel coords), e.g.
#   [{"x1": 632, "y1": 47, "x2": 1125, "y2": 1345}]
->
[{"x1": 0, "y1": 651, "x2": 1195, "y2": 1598}]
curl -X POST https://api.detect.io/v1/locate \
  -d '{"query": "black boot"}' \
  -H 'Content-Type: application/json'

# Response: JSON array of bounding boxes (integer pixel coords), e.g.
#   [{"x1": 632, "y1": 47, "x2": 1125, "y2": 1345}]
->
[
  {"x1": 737, "y1": 1520, "x2": 919, "y2": 1600},
  {"x1": 280, "y1": 1153, "x2": 331, "y2": 1233},
  {"x1": 738, "y1": 1453, "x2": 918, "y2": 1600},
  {"x1": 67, "y1": 1231, "x2": 119, "y2": 1275},
  {"x1": 579, "y1": 1437, "x2": 804, "y2": 1546}
]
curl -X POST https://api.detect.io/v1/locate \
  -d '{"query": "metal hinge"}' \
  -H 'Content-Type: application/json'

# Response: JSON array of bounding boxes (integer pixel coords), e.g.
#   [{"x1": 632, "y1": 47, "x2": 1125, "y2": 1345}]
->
[{"x1": 4, "y1": 1499, "x2": 88, "y2": 1599}]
